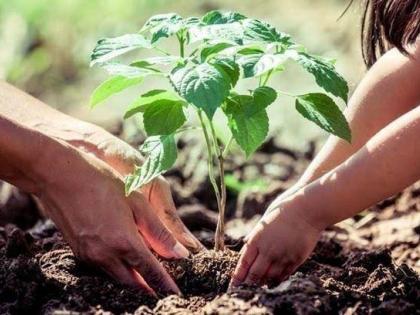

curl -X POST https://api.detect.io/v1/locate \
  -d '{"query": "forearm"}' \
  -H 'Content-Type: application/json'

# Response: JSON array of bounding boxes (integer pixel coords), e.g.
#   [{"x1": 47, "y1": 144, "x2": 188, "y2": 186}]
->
[
  {"x1": 0, "y1": 81, "x2": 80, "y2": 192},
  {"x1": 0, "y1": 81, "x2": 97, "y2": 142},
  {"x1": 291, "y1": 105, "x2": 420, "y2": 230},
  {"x1": 297, "y1": 47, "x2": 420, "y2": 188},
  {"x1": 0, "y1": 115, "x2": 55, "y2": 193}
]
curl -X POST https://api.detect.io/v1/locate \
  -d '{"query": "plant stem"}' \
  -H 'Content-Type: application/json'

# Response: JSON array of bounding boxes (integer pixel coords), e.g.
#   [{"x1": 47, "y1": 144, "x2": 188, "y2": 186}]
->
[
  {"x1": 222, "y1": 135, "x2": 234, "y2": 159},
  {"x1": 177, "y1": 33, "x2": 185, "y2": 58},
  {"x1": 197, "y1": 111, "x2": 223, "y2": 244},
  {"x1": 278, "y1": 90, "x2": 296, "y2": 97},
  {"x1": 262, "y1": 69, "x2": 273, "y2": 86},
  {"x1": 208, "y1": 121, "x2": 227, "y2": 251},
  {"x1": 153, "y1": 47, "x2": 171, "y2": 56}
]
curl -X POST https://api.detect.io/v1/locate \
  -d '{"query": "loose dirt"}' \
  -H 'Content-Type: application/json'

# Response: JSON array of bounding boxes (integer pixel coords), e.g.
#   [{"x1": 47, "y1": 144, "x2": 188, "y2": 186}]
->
[{"x1": 0, "y1": 138, "x2": 418, "y2": 314}]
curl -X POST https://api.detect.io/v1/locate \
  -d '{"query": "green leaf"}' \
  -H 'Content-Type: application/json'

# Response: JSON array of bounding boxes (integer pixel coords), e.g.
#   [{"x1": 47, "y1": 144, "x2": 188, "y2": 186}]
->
[
  {"x1": 141, "y1": 13, "x2": 180, "y2": 30},
  {"x1": 252, "y1": 86, "x2": 277, "y2": 113},
  {"x1": 237, "y1": 47, "x2": 265, "y2": 55},
  {"x1": 131, "y1": 56, "x2": 182, "y2": 68},
  {"x1": 125, "y1": 135, "x2": 177, "y2": 194},
  {"x1": 210, "y1": 56, "x2": 240, "y2": 87},
  {"x1": 90, "y1": 76, "x2": 143, "y2": 108},
  {"x1": 242, "y1": 19, "x2": 292, "y2": 46},
  {"x1": 200, "y1": 42, "x2": 234, "y2": 61},
  {"x1": 143, "y1": 100, "x2": 186, "y2": 136},
  {"x1": 295, "y1": 93, "x2": 351, "y2": 142},
  {"x1": 188, "y1": 22, "x2": 244, "y2": 44},
  {"x1": 238, "y1": 52, "x2": 287, "y2": 78},
  {"x1": 140, "y1": 13, "x2": 184, "y2": 43},
  {"x1": 102, "y1": 63, "x2": 160, "y2": 78},
  {"x1": 293, "y1": 52, "x2": 349, "y2": 102},
  {"x1": 90, "y1": 34, "x2": 151, "y2": 66},
  {"x1": 201, "y1": 10, "x2": 247, "y2": 25},
  {"x1": 223, "y1": 94, "x2": 269, "y2": 157},
  {"x1": 170, "y1": 62, "x2": 231, "y2": 119},
  {"x1": 124, "y1": 89, "x2": 186, "y2": 119}
]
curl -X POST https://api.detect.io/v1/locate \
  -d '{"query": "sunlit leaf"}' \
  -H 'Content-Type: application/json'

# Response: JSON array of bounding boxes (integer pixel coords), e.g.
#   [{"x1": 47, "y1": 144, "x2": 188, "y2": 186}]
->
[
  {"x1": 296, "y1": 93, "x2": 351, "y2": 142},
  {"x1": 125, "y1": 135, "x2": 177, "y2": 194},
  {"x1": 170, "y1": 62, "x2": 231, "y2": 119},
  {"x1": 90, "y1": 76, "x2": 143, "y2": 108},
  {"x1": 90, "y1": 34, "x2": 151, "y2": 66}
]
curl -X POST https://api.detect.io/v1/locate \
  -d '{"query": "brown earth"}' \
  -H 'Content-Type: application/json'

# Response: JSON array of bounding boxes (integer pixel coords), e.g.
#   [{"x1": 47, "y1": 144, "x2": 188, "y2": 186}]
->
[{"x1": 0, "y1": 138, "x2": 419, "y2": 314}]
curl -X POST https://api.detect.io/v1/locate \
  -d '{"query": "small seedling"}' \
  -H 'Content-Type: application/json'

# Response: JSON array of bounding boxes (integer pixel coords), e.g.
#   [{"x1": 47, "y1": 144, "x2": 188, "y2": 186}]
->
[{"x1": 90, "y1": 11, "x2": 351, "y2": 251}]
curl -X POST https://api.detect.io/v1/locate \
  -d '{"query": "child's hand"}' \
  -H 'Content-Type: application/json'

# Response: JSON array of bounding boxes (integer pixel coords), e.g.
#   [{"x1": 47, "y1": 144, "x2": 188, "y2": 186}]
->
[{"x1": 230, "y1": 200, "x2": 323, "y2": 287}]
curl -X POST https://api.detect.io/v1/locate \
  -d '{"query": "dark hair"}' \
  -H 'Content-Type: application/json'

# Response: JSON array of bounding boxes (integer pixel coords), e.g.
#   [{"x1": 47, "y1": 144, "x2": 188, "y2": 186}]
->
[{"x1": 361, "y1": 0, "x2": 420, "y2": 67}]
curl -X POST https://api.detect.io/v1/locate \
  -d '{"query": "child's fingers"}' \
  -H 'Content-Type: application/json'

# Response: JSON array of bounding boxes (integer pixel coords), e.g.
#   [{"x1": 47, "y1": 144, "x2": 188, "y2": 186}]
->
[
  {"x1": 243, "y1": 254, "x2": 271, "y2": 285},
  {"x1": 265, "y1": 261, "x2": 296, "y2": 283},
  {"x1": 263, "y1": 262, "x2": 284, "y2": 282},
  {"x1": 229, "y1": 244, "x2": 258, "y2": 288}
]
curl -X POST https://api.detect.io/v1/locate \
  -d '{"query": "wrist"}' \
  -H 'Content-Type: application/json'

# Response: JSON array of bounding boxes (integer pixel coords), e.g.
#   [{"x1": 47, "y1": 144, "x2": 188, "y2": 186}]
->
[{"x1": 282, "y1": 191, "x2": 329, "y2": 233}]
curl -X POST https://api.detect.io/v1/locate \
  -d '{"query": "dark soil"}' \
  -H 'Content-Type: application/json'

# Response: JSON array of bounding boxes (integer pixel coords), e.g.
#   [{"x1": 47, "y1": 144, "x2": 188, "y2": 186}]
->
[{"x1": 0, "y1": 137, "x2": 419, "y2": 314}]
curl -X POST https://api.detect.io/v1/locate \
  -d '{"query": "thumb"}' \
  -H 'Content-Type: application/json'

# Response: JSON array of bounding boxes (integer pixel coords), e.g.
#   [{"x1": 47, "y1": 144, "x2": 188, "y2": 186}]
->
[
  {"x1": 143, "y1": 178, "x2": 204, "y2": 253},
  {"x1": 128, "y1": 192, "x2": 189, "y2": 260}
]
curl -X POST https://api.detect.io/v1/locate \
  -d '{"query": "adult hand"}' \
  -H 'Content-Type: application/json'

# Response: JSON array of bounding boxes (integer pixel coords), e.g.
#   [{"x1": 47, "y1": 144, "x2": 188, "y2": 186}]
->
[
  {"x1": 0, "y1": 81, "x2": 203, "y2": 294},
  {"x1": 36, "y1": 138, "x2": 189, "y2": 295},
  {"x1": 61, "y1": 123, "x2": 203, "y2": 253}
]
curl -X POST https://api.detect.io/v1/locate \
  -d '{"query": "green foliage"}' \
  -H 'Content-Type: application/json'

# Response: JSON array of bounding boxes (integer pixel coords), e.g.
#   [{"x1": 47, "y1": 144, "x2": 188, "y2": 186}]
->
[
  {"x1": 293, "y1": 52, "x2": 349, "y2": 102},
  {"x1": 90, "y1": 10, "x2": 351, "y2": 192},
  {"x1": 143, "y1": 100, "x2": 186, "y2": 136},
  {"x1": 90, "y1": 76, "x2": 143, "y2": 108},
  {"x1": 225, "y1": 174, "x2": 268, "y2": 194},
  {"x1": 223, "y1": 86, "x2": 276, "y2": 157},
  {"x1": 90, "y1": 34, "x2": 151, "y2": 66},
  {"x1": 295, "y1": 93, "x2": 351, "y2": 142},
  {"x1": 170, "y1": 62, "x2": 232, "y2": 119},
  {"x1": 125, "y1": 135, "x2": 177, "y2": 195}
]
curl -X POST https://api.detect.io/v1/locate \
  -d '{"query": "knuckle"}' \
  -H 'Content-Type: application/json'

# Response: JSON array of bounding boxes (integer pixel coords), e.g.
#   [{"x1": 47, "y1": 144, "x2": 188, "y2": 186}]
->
[
  {"x1": 142, "y1": 265, "x2": 165, "y2": 286},
  {"x1": 154, "y1": 226, "x2": 173, "y2": 245},
  {"x1": 114, "y1": 238, "x2": 134, "y2": 255}
]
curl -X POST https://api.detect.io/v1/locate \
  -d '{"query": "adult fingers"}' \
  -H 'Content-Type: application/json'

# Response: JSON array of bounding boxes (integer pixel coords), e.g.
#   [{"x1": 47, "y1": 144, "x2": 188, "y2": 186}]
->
[
  {"x1": 144, "y1": 178, "x2": 204, "y2": 253},
  {"x1": 243, "y1": 254, "x2": 271, "y2": 285},
  {"x1": 124, "y1": 238, "x2": 181, "y2": 295},
  {"x1": 100, "y1": 258, "x2": 156, "y2": 296},
  {"x1": 129, "y1": 192, "x2": 189, "y2": 259},
  {"x1": 229, "y1": 244, "x2": 258, "y2": 289}
]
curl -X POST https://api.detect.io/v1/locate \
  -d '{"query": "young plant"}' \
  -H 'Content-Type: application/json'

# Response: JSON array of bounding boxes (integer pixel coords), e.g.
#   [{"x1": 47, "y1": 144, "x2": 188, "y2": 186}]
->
[{"x1": 90, "y1": 11, "x2": 351, "y2": 251}]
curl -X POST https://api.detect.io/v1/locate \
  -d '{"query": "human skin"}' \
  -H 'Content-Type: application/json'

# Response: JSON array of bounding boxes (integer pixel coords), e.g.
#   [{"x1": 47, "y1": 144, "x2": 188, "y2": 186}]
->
[
  {"x1": 0, "y1": 81, "x2": 203, "y2": 295},
  {"x1": 231, "y1": 44, "x2": 420, "y2": 287}
]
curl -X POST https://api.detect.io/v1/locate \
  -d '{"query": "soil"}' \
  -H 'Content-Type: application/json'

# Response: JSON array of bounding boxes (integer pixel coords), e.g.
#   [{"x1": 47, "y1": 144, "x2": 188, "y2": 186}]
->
[{"x1": 0, "y1": 137, "x2": 419, "y2": 314}]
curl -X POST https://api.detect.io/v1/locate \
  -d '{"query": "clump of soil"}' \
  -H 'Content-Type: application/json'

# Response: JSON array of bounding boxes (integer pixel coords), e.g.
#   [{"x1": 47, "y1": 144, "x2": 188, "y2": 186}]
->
[{"x1": 162, "y1": 249, "x2": 239, "y2": 296}]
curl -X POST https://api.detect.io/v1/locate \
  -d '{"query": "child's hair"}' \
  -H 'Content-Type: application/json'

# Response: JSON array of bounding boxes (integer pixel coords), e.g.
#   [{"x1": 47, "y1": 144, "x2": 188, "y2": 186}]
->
[{"x1": 361, "y1": 0, "x2": 420, "y2": 67}]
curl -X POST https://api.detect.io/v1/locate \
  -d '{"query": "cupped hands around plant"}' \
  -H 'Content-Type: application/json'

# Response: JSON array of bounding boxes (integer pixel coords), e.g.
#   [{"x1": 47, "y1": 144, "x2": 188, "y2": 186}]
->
[{"x1": 90, "y1": 10, "x2": 351, "y2": 250}]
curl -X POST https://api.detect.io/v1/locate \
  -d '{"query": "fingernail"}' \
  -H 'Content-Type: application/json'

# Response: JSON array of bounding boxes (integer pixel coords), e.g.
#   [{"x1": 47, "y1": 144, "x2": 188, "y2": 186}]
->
[
  {"x1": 173, "y1": 242, "x2": 189, "y2": 258},
  {"x1": 182, "y1": 232, "x2": 204, "y2": 253}
]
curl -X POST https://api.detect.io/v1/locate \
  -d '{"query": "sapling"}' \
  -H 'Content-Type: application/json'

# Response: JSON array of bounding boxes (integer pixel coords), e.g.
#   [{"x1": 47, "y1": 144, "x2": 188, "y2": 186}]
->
[{"x1": 90, "y1": 10, "x2": 351, "y2": 251}]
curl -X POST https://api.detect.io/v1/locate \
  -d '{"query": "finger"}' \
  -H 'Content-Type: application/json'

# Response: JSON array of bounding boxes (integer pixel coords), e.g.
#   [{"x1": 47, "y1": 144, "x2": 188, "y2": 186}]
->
[
  {"x1": 263, "y1": 261, "x2": 288, "y2": 283},
  {"x1": 265, "y1": 259, "x2": 296, "y2": 283},
  {"x1": 229, "y1": 244, "x2": 258, "y2": 289},
  {"x1": 278, "y1": 263, "x2": 296, "y2": 282},
  {"x1": 144, "y1": 179, "x2": 204, "y2": 253},
  {"x1": 124, "y1": 238, "x2": 181, "y2": 295},
  {"x1": 129, "y1": 192, "x2": 189, "y2": 259},
  {"x1": 100, "y1": 259, "x2": 156, "y2": 296},
  {"x1": 243, "y1": 254, "x2": 271, "y2": 285}
]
